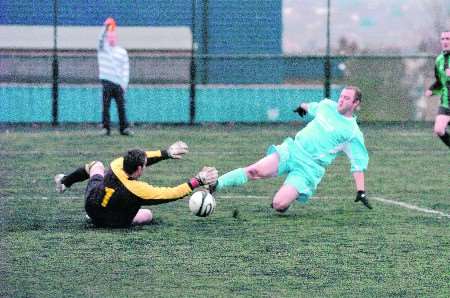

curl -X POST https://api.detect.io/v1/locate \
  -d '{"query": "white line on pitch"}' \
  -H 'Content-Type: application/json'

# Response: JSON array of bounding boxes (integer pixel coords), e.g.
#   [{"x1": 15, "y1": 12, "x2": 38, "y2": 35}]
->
[
  {"x1": 371, "y1": 196, "x2": 450, "y2": 218},
  {"x1": 220, "y1": 195, "x2": 450, "y2": 218},
  {"x1": 219, "y1": 195, "x2": 267, "y2": 199},
  {"x1": 3, "y1": 195, "x2": 449, "y2": 219}
]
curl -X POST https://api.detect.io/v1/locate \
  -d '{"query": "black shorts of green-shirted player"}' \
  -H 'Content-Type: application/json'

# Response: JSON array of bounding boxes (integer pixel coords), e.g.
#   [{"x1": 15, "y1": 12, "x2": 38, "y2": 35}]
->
[
  {"x1": 425, "y1": 30, "x2": 450, "y2": 149},
  {"x1": 54, "y1": 141, "x2": 218, "y2": 228}
]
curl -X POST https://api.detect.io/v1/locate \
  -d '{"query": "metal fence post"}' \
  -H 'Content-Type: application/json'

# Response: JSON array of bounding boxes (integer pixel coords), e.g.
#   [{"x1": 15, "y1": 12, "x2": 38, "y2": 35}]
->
[{"x1": 52, "y1": 0, "x2": 59, "y2": 126}]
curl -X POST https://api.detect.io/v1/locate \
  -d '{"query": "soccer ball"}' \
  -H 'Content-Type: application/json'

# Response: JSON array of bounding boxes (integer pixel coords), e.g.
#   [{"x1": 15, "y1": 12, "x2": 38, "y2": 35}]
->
[{"x1": 189, "y1": 190, "x2": 216, "y2": 217}]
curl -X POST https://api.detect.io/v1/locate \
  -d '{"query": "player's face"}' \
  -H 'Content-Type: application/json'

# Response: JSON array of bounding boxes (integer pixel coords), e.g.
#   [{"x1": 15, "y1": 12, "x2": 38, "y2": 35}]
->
[
  {"x1": 440, "y1": 31, "x2": 450, "y2": 52},
  {"x1": 107, "y1": 31, "x2": 117, "y2": 47},
  {"x1": 337, "y1": 88, "x2": 359, "y2": 115}
]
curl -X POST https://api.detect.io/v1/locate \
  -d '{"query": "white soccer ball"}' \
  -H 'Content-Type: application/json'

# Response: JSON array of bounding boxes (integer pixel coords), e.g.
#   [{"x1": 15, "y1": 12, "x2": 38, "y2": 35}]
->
[{"x1": 189, "y1": 190, "x2": 216, "y2": 217}]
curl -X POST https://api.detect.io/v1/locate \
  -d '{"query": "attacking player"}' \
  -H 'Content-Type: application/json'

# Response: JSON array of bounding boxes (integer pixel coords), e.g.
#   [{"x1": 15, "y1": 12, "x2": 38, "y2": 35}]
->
[
  {"x1": 210, "y1": 86, "x2": 371, "y2": 212},
  {"x1": 54, "y1": 141, "x2": 218, "y2": 228},
  {"x1": 425, "y1": 29, "x2": 450, "y2": 149}
]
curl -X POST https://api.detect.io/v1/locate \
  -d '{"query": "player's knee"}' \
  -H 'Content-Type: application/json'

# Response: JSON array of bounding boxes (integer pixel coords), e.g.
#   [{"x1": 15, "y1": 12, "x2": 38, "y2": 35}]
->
[
  {"x1": 434, "y1": 127, "x2": 446, "y2": 136},
  {"x1": 88, "y1": 161, "x2": 105, "y2": 177},
  {"x1": 245, "y1": 167, "x2": 257, "y2": 179},
  {"x1": 85, "y1": 161, "x2": 103, "y2": 172},
  {"x1": 91, "y1": 161, "x2": 104, "y2": 171},
  {"x1": 245, "y1": 166, "x2": 265, "y2": 180},
  {"x1": 133, "y1": 209, "x2": 153, "y2": 225},
  {"x1": 271, "y1": 200, "x2": 290, "y2": 213}
]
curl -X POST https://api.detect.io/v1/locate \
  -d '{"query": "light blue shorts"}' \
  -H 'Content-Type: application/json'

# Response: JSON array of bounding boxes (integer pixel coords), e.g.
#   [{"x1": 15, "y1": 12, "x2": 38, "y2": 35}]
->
[{"x1": 267, "y1": 137, "x2": 325, "y2": 203}]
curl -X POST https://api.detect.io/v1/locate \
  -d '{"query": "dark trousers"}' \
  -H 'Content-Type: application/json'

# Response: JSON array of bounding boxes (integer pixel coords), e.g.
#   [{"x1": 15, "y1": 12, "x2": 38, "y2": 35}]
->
[{"x1": 101, "y1": 80, "x2": 128, "y2": 132}]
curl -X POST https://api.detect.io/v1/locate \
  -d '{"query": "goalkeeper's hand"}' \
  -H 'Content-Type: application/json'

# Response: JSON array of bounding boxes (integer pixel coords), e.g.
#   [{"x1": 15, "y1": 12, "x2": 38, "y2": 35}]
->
[
  {"x1": 196, "y1": 167, "x2": 218, "y2": 185},
  {"x1": 293, "y1": 104, "x2": 307, "y2": 117},
  {"x1": 355, "y1": 191, "x2": 372, "y2": 209},
  {"x1": 167, "y1": 141, "x2": 189, "y2": 159}
]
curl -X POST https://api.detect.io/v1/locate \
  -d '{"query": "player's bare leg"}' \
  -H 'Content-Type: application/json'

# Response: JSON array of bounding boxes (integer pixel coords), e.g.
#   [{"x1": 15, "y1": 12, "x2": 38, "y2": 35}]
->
[
  {"x1": 214, "y1": 153, "x2": 280, "y2": 191},
  {"x1": 132, "y1": 209, "x2": 153, "y2": 225},
  {"x1": 433, "y1": 115, "x2": 450, "y2": 148},
  {"x1": 271, "y1": 184, "x2": 299, "y2": 213},
  {"x1": 55, "y1": 161, "x2": 103, "y2": 193},
  {"x1": 244, "y1": 153, "x2": 280, "y2": 180}
]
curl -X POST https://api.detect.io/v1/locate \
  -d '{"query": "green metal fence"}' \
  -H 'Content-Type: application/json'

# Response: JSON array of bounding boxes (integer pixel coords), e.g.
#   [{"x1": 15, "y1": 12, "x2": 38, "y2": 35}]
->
[{"x1": 0, "y1": 85, "x2": 341, "y2": 123}]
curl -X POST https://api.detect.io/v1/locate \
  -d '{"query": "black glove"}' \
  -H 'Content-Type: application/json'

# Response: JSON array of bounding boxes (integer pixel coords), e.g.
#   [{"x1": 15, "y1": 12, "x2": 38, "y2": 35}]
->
[
  {"x1": 293, "y1": 105, "x2": 307, "y2": 117},
  {"x1": 355, "y1": 191, "x2": 372, "y2": 209}
]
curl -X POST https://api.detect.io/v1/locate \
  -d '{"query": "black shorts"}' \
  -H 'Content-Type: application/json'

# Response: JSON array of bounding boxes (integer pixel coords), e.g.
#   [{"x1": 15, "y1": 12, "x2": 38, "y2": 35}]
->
[
  {"x1": 438, "y1": 106, "x2": 450, "y2": 116},
  {"x1": 84, "y1": 175, "x2": 135, "y2": 228}
]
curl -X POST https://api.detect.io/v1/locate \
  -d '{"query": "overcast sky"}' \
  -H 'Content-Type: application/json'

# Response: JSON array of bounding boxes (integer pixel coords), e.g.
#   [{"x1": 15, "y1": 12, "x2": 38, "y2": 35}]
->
[{"x1": 282, "y1": 0, "x2": 450, "y2": 54}]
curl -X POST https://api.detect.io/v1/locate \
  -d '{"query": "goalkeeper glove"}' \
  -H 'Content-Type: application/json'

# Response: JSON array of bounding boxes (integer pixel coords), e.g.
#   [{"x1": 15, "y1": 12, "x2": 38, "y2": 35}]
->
[
  {"x1": 355, "y1": 191, "x2": 372, "y2": 209},
  {"x1": 196, "y1": 167, "x2": 218, "y2": 185},
  {"x1": 167, "y1": 141, "x2": 189, "y2": 159},
  {"x1": 293, "y1": 105, "x2": 307, "y2": 117},
  {"x1": 189, "y1": 167, "x2": 218, "y2": 189}
]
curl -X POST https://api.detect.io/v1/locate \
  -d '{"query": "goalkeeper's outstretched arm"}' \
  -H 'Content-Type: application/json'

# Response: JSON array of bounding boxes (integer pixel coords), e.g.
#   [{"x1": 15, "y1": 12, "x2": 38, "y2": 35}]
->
[{"x1": 144, "y1": 141, "x2": 189, "y2": 167}]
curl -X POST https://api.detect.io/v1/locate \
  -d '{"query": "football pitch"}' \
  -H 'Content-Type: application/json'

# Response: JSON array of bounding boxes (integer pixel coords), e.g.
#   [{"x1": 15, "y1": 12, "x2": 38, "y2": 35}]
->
[{"x1": 1, "y1": 123, "x2": 449, "y2": 297}]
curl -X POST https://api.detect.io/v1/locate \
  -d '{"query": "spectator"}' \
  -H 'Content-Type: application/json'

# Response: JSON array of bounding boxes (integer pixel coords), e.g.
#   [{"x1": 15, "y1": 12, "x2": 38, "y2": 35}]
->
[{"x1": 98, "y1": 17, "x2": 132, "y2": 136}]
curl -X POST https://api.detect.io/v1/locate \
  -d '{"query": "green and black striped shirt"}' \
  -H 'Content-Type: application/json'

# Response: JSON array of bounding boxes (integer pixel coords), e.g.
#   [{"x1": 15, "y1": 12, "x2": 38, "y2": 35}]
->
[{"x1": 429, "y1": 52, "x2": 450, "y2": 108}]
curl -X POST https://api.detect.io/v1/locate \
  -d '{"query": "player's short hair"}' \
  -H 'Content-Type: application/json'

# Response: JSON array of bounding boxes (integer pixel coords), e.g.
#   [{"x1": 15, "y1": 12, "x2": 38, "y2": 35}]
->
[
  {"x1": 345, "y1": 85, "x2": 362, "y2": 103},
  {"x1": 123, "y1": 149, "x2": 146, "y2": 175}
]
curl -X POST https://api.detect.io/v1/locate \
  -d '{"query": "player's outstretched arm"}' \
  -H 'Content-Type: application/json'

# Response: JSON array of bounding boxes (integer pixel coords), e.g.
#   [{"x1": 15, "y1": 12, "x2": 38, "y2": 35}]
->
[
  {"x1": 352, "y1": 171, "x2": 372, "y2": 209},
  {"x1": 138, "y1": 166, "x2": 218, "y2": 203},
  {"x1": 143, "y1": 141, "x2": 189, "y2": 167},
  {"x1": 111, "y1": 156, "x2": 218, "y2": 203},
  {"x1": 136, "y1": 166, "x2": 218, "y2": 203}
]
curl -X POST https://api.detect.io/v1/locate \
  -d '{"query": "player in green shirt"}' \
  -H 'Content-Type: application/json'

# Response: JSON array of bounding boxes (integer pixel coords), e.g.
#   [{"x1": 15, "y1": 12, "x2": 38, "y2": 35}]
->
[
  {"x1": 425, "y1": 30, "x2": 450, "y2": 148},
  {"x1": 211, "y1": 86, "x2": 371, "y2": 212}
]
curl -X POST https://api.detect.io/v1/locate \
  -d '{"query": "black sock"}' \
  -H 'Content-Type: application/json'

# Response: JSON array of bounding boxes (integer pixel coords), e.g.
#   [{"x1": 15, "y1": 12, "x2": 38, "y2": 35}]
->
[
  {"x1": 439, "y1": 131, "x2": 450, "y2": 148},
  {"x1": 61, "y1": 167, "x2": 89, "y2": 188}
]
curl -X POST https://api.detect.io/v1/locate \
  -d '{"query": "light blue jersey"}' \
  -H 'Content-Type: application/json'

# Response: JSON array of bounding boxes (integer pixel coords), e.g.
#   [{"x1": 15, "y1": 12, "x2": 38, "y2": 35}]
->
[
  {"x1": 295, "y1": 99, "x2": 368, "y2": 172},
  {"x1": 267, "y1": 99, "x2": 369, "y2": 201}
]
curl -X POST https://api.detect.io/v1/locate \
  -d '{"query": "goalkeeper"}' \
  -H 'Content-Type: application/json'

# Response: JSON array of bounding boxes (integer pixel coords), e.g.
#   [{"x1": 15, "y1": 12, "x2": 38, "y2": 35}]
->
[
  {"x1": 211, "y1": 86, "x2": 371, "y2": 212},
  {"x1": 54, "y1": 141, "x2": 218, "y2": 228}
]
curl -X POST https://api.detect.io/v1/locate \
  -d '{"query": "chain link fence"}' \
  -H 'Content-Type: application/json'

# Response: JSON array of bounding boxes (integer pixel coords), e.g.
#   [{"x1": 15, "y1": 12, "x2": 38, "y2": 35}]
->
[{"x1": 0, "y1": 0, "x2": 443, "y2": 123}]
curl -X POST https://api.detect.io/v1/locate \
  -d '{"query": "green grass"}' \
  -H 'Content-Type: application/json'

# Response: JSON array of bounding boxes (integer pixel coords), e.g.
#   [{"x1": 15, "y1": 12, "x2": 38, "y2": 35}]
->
[{"x1": 1, "y1": 123, "x2": 449, "y2": 297}]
